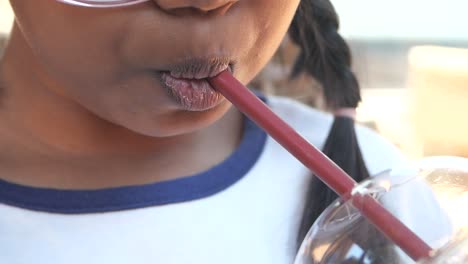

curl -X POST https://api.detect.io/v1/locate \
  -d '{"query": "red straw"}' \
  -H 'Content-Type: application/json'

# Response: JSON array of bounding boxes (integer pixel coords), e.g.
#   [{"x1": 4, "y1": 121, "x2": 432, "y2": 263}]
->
[{"x1": 209, "y1": 70, "x2": 432, "y2": 261}]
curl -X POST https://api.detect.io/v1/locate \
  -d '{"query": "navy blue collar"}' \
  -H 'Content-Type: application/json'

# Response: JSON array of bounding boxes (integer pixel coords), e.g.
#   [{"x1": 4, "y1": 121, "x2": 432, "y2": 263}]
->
[{"x1": 0, "y1": 108, "x2": 267, "y2": 214}]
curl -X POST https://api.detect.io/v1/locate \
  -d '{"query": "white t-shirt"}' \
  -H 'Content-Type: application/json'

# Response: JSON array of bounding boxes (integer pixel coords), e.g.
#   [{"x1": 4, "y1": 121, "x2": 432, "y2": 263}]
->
[{"x1": 0, "y1": 96, "x2": 443, "y2": 264}]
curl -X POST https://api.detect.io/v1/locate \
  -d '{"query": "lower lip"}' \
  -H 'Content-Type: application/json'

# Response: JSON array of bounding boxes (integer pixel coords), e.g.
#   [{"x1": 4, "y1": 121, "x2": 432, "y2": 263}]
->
[{"x1": 160, "y1": 73, "x2": 224, "y2": 111}]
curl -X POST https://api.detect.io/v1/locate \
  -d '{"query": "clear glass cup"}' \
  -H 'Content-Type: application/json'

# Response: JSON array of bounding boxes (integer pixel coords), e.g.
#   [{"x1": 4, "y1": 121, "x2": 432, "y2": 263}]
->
[{"x1": 295, "y1": 156, "x2": 468, "y2": 264}]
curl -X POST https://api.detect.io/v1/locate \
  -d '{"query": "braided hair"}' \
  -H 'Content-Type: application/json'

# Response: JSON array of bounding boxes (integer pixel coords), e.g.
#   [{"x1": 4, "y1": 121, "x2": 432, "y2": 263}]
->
[{"x1": 288, "y1": 0, "x2": 371, "y2": 245}]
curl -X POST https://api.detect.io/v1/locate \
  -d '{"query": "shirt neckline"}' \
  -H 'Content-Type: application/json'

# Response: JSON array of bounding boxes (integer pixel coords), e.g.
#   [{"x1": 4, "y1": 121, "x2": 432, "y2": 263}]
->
[{"x1": 0, "y1": 108, "x2": 267, "y2": 214}]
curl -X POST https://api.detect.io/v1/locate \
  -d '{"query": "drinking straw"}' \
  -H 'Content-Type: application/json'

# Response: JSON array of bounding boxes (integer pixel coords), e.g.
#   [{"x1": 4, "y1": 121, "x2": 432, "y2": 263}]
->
[{"x1": 209, "y1": 70, "x2": 432, "y2": 261}]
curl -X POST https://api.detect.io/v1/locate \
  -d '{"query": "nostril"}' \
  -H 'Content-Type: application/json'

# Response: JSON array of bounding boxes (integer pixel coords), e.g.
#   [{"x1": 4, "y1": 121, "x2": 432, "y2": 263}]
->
[
  {"x1": 198, "y1": 1, "x2": 236, "y2": 13},
  {"x1": 154, "y1": 0, "x2": 237, "y2": 17},
  {"x1": 163, "y1": 7, "x2": 206, "y2": 17}
]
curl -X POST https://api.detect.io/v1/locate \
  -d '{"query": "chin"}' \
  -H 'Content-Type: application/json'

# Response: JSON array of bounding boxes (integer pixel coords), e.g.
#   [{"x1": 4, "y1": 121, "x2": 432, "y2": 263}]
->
[{"x1": 128, "y1": 100, "x2": 234, "y2": 138}]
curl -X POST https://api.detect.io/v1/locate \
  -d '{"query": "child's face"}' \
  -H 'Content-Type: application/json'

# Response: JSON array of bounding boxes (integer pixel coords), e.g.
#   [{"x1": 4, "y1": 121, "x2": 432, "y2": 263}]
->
[{"x1": 8, "y1": 0, "x2": 300, "y2": 137}]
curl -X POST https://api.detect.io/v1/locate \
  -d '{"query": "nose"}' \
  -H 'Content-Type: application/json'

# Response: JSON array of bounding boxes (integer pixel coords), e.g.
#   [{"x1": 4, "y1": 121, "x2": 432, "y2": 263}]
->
[{"x1": 153, "y1": 0, "x2": 237, "y2": 16}]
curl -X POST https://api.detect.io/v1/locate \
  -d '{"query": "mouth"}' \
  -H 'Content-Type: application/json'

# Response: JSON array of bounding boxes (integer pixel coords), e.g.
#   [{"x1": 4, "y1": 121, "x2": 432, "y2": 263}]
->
[{"x1": 158, "y1": 58, "x2": 234, "y2": 111}]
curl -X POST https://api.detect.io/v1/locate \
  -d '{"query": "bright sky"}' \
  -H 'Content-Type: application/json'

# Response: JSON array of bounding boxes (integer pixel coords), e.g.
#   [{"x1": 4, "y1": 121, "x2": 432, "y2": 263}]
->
[
  {"x1": 332, "y1": 0, "x2": 468, "y2": 41},
  {"x1": 0, "y1": 1, "x2": 14, "y2": 34}
]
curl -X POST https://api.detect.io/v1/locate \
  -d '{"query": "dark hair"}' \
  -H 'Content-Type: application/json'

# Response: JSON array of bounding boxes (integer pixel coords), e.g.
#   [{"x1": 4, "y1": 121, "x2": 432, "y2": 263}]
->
[{"x1": 288, "y1": 0, "x2": 371, "y2": 246}]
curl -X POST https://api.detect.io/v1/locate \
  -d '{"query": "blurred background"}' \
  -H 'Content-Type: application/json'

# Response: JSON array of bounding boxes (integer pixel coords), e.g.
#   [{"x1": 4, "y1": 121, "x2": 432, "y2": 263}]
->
[{"x1": 1, "y1": 0, "x2": 467, "y2": 160}]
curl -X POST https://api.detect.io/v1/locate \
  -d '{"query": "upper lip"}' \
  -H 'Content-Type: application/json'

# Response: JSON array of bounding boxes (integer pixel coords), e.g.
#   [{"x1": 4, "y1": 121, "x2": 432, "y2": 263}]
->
[{"x1": 165, "y1": 57, "x2": 233, "y2": 79}]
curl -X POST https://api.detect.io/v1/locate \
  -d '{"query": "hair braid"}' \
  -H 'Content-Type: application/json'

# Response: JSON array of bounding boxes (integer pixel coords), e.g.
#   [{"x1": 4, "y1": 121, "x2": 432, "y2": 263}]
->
[
  {"x1": 290, "y1": 0, "x2": 361, "y2": 109},
  {"x1": 289, "y1": 0, "x2": 371, "y2": 246}
]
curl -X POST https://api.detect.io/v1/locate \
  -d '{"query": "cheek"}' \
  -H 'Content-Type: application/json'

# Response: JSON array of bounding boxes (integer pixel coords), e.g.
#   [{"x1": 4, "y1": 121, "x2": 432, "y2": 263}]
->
[
  {"x1": 238, "y1": 0, "x2": 300, "y2": 83},
  {"x1": 11, "y1": 1, "x2": 124, "y2": 87}
]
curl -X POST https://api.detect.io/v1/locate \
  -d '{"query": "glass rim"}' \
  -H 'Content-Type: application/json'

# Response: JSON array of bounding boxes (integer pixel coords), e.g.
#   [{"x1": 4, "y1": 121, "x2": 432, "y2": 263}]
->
[{"x1": 56, "y1": 0, "x2": 149, "y2": 8}]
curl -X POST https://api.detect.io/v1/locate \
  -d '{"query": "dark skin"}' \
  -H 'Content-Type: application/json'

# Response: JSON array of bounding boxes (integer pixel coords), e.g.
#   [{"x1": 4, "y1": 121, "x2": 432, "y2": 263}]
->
[{"x1": 0, "y1": 0, "x2": 300, "y2": 189}]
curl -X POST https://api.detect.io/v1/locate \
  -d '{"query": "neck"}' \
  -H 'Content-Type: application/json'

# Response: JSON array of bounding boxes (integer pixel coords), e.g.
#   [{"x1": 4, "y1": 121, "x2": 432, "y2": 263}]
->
[{"x1": 0, "y1": 25, "x2": 244, "y2": 189}]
